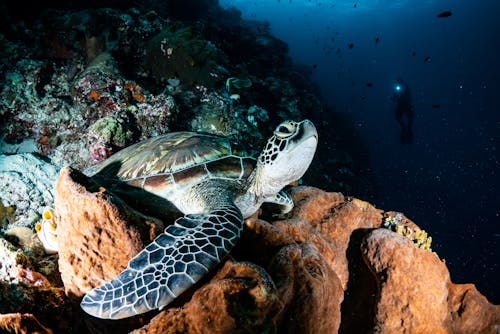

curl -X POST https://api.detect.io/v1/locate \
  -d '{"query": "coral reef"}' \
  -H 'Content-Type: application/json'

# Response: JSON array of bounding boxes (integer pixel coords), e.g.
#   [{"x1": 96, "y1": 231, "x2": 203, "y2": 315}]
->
[
  {"x1": 1, "y1": 2, "x2": 496, "y2": 333},
  {"x1": 0, "y1": 4, "x2": 329, "y2": 173},
  {"x1": 0, "y1": 154, "x2": 59, "y2": 228},
  {"x1": 2, "y1": 170, "x2": 497, "y2": 333},
  {"x1": 0, "y1": 10, "x2": 178, "y2": 170},
  {"x1": 143, "y1": 24, "x2": 222, "y2": 87}
]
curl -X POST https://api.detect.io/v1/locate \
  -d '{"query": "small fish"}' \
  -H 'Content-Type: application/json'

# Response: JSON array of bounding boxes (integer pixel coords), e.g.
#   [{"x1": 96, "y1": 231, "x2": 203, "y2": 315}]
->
[
  {"x1": 348, "y1": 43, "x2": 354, "y2": 49},
  {"x1": 312, "y1": 64, "x2": 318, "y2": 69},
  {"x1": 365, "y1": 82, "x2": 373, "y2": 87},
  {"x1": 432, "y1": 104, "x2": 440, "y2": 109},
  {"x1": 353, "y1": 4, "x2": 357, "y2": 8},
  {"x1": 375, "y1": 36, "x2": 380, "y2": 44},
  {"x1": 437, "y1": 11, "x2": 452, "y2": 18},
  {"x1": 412, "y1": 51, "x2": 417, "y2": 56},
  {"x1": 424, "y1": 56, "x2": 431, "y2": 62}
]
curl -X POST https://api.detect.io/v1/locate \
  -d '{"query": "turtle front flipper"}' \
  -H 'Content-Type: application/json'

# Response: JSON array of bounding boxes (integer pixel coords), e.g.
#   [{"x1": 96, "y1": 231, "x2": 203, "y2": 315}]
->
[
  {"x1": 264, "y1": 190, "x2": 294, "y2": 215},
  {"x1": 80, "y1": 204, "x2": 243, "y2": 319}
]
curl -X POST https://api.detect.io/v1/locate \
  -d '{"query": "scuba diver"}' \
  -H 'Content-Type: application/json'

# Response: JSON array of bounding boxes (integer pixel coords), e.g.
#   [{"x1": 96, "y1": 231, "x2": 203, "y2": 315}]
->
[{"x1": 391, "y1": 76, "x2": 414, "y2": 144}]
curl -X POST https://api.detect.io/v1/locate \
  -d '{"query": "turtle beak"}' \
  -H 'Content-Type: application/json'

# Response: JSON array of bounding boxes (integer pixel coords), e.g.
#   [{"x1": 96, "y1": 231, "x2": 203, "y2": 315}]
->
[
  {"x1": 291, "y1": 120, "x2": 318, "y2": 154},
  {"x1": 275, "y1": 119, "x2": 318, "y2": 184},
  {"x1": 294, "y1": 119, "x2": 318, "y2": 145}
]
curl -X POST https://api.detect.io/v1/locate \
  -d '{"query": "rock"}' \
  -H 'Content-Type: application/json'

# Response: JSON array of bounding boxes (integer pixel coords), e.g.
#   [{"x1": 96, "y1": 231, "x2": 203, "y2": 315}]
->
[{"x1": 54, "y1": 166, "x2": 164, "y2": 297}]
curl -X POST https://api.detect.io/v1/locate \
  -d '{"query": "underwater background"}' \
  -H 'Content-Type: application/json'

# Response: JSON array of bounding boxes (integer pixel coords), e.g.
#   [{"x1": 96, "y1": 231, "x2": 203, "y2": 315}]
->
[
  {"x1": 219, "y1": 0, "x2": 500, "y2": 303},
  {"x1": 0, "y1": 0, "x2": 497, "y2": 319}
]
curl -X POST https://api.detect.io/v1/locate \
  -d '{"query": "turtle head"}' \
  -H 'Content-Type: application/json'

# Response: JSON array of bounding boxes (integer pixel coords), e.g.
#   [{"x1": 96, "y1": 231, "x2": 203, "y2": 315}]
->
[{"x1": 251, "y1": 119, "x2": 318, "y2": 197}]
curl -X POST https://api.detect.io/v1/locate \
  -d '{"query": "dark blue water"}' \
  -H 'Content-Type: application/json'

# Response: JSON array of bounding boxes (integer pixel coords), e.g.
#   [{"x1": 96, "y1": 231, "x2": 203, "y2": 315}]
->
[{"x1": 221, "y1": 0, "x2": 499, "y2": 303}]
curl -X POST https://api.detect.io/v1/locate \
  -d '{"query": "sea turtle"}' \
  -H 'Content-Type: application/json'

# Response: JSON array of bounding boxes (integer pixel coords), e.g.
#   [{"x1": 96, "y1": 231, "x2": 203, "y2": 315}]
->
[{"x1": 80, "y1": 119, "x2": 318, "y2": 319}]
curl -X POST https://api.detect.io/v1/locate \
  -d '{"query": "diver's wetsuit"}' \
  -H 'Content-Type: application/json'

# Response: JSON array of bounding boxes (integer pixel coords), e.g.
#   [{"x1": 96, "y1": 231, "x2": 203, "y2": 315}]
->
[{"x1": 392, "y1": 79, "x2": 414, "y2": 144}]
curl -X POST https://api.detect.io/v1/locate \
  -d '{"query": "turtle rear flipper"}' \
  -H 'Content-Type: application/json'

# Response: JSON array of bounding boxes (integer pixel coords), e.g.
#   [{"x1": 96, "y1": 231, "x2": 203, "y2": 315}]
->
[{"x1": 81, "y1": 204, "x2": 243, "y2": 319}]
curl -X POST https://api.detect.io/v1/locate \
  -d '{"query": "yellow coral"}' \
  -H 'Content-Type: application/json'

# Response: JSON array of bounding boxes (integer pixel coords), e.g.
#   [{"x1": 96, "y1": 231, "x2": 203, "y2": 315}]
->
[
  {"x1": 403, "y1": 226, "x2": 413, "y2": 238},
  {"x1": 383, "y1": 212, "x2": 433, "y2": 251},
  {"x1": 395, "y1": 224, "x2": 404, "y2": 235}
]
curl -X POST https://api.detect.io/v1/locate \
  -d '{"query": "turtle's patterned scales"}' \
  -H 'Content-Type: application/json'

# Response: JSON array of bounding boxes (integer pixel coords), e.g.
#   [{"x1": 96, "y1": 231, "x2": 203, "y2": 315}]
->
[
  {"x1": 80, "y1": 204, "x2": 243, "y2": 319},
  {"x1": 80, "y1": 120, "x2": 318, "y2": 320},
  {"x1": 88, "y1": 133, "x2": 233, "y2": 180}
]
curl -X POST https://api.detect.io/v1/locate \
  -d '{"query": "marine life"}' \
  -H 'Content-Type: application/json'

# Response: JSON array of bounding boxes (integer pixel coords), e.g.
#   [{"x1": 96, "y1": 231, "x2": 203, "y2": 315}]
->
[
  {"x1": 382, "y1": 213, "x2": 432, "y2": 250},
  {"x1": 437, "y1": 11, "x2": 452, "y2": 18},
  {"x1": 225, "y1": 77, "x2": 252, "y2": 93},
  {"x1": 80, "y1": 119, "x2": 318, "y2": 319},
  {"x1": 35, "y1": 208, "x2": 59, "y2": 254},
  {"x1": 229, "y1": 93, "x2": 240, "y2": 100}
]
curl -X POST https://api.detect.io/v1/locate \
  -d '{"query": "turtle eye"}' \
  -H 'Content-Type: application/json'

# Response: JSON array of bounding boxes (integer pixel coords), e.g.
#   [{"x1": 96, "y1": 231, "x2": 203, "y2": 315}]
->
[{"x1": 274, "y1": 121, "x2": 296, "y2": 138}]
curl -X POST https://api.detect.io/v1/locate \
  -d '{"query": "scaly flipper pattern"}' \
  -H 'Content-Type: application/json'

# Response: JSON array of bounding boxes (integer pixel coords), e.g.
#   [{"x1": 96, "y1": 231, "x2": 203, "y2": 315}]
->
[{"x1": 81, "y1": 204, "x2": 242, "y2": 319}]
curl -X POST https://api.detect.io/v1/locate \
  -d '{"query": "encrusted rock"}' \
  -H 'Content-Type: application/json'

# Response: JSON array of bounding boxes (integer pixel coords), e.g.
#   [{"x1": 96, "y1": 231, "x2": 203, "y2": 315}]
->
[{"x1": 54, "y1": 166, "x2": 164, "y2": 296}]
